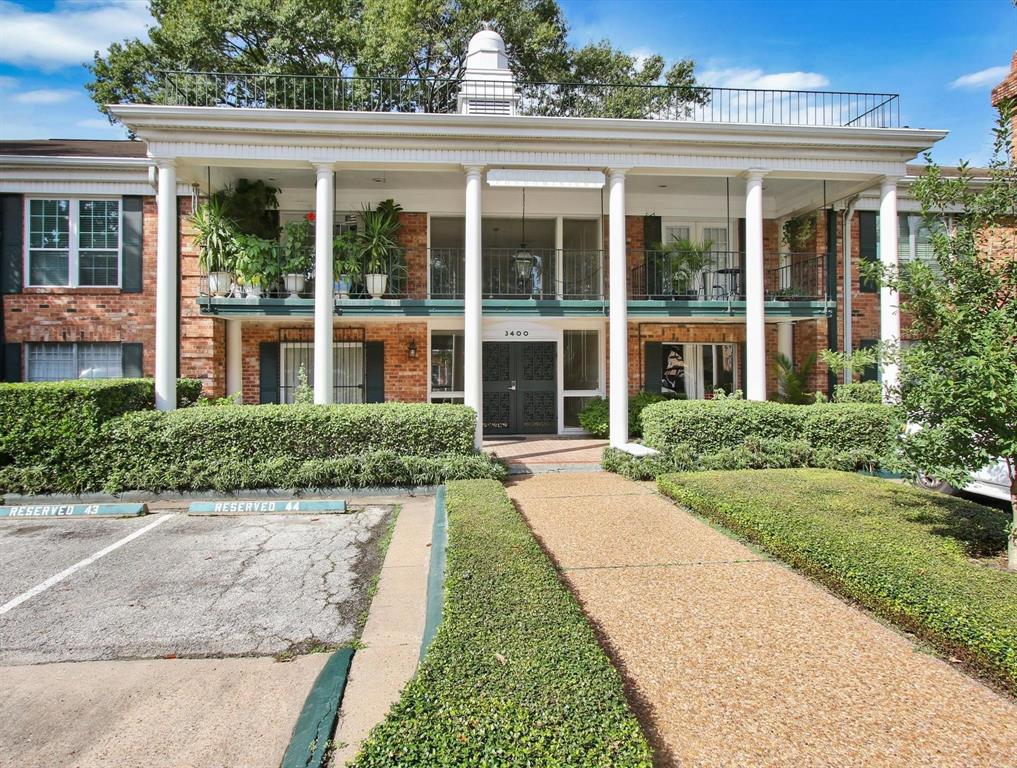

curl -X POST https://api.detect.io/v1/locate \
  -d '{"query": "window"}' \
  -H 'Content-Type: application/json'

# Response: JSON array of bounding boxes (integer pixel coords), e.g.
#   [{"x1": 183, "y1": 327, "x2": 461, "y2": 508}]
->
[
  {"x1": 563, "y1": 329, "x2": 600, "y2": 429},
  {"x1": 26, "y1": 342, "x2": 123, "y2": 381},
  {"x1": 430, "y1": 332, "x2": 464, "y2": 400},
  {"x1": 27, "y1": 198, "x2": 120, "y2": 287},
  {"x1": 279, "y1": 342, "x2": 365, "y2": 403},
  {"x1": 653, "y1": 342, "x2": 739, "y2": 399}
]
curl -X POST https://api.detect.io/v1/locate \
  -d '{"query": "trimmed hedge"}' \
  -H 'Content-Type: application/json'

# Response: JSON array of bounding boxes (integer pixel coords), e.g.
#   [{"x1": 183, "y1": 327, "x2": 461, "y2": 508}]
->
[
  {"x1": 351, "y1": 480, "x2": 653, "y2": 766},
  {"x1": 657, "y1": 469, "x2": 1017, "y2": 693},
  {"x1": 578, "y1": 392, "x2": 667, "y2": 438},
  {"x1": 641, "y1": 399, "x2": 901, "y2": 470},
  {"x1": 833, "y1": 381, "x2": 882, "y2": 403},
  {"x1": 0, "y1": 378, "x2": 202, "y2": 492}
]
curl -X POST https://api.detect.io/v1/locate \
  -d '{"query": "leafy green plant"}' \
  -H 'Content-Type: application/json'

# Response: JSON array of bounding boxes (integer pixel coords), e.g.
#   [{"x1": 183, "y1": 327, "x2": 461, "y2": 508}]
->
[
  {"x1": 654, "y1": 237, "x2": 714, "y2": 297},
  {"x1": 212, "y1": 178, "x2": 280, "y2": 239},
  {"x1": 833, "y1": 381, "x2": 882, "y2": 404},
  {"x1": 281, "y1": 219, "x2": 313, "y2": 275},
  {"x1": 577, "y1": 392, "x2": 667, "y2": 439},
  {"x1": 333, "y1": 230, "x2": 362, "y2": 280},
  {"x1": 350, "y1": 480, "x2": 652, "y2": 766},
  {"x1": 657, "y1": 469, "x2": 1017, "y2": 692},
  {"x1": 774, "y1": 351, "x2": 816, "y2": 404},
  {"x1": 190, "y1": 198, "x2": 239, "y2": 273},
  {"x1": 293, "y1": 365, "x2": 313, "y2": 405},
  {"x1": 819, "y1": 347, "x2": 879, "y2": 383},
  {"x1": 357, "y1": 199, "x2": 403, "y2": 274},
  {"x1": 233, "y1": 233, "x2": 279, "y2": 288},
  {"x1": 782, "y1": 213, "x2": 816, "y2": 251}
]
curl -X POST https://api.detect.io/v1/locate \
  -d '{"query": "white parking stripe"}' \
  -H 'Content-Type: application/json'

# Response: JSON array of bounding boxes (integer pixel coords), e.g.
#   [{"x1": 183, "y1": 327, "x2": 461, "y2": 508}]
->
[{"x1": 0, "y1": 514, "x2": 176, "y2": 617}]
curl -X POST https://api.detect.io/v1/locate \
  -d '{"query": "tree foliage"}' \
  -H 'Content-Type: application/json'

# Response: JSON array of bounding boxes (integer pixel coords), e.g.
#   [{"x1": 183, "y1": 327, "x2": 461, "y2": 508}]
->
[
  {"x1": 886, "y1": 101, "x2": 1017, "y2": 568},
  {"x1": 87, "y1": 0, "x2": 701, "y2": 122}
]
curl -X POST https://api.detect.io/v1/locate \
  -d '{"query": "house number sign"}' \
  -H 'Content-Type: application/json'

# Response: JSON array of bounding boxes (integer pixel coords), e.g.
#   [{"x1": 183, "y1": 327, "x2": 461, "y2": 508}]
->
[{"x1": 504, "y1": 330, "x2": 530, "y2": 337}]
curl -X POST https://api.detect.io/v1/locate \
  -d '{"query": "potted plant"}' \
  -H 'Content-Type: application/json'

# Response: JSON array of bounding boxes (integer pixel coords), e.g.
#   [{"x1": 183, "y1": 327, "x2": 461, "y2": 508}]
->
[
  {"x1": 357, "y1": 199, "x2": 403, "y2": 299},
  {"x1": 332, "y1": 230, "x2": 361, "y2": 299},
  {"x1": 281, "y1": 218, "x2": 313, "y2": 297},
  {"x1": 656, "y1": 237, "x2": 713, "y2": 299},
  {"x1": 191, "y1": 198, "x2": 239, "y2": 297},
  {"x1": 234, "y1": 234, "x2": 279, "y2": 298}
]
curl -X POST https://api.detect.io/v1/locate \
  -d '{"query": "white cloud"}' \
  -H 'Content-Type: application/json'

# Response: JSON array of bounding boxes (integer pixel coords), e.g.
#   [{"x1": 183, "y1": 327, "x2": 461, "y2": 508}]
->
[
  {"x1": 949, "y1": 65, "x2": 1009, "y2": 90},
  {"x1": 76, "y1": 117, "x2": 122, "y2": 132},
  {"x1": 13, "y1": 88, "x2": 79, "y2": 104},
  {"x1": 629, "y1": 47, "x2": 656, "y2": 69},
  {"x1": 700, "y1": 67, "x2": 830, "y2": 90},
  {"x1": 0, "y1": 0, "x2": 152, "y2": 70}
]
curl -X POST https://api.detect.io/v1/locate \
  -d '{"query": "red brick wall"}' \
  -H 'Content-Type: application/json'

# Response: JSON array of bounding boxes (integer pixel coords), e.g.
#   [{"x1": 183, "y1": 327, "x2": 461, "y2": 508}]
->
[
  {"x1": 239, "y1": 320, "x2": 428, "y2": 404},
  {"x1": 991, "y1": 50, "x2": 1017, "y2": 157},
  {"x1": 397, "y1": 212, "x2": 428, "y2": 299}
]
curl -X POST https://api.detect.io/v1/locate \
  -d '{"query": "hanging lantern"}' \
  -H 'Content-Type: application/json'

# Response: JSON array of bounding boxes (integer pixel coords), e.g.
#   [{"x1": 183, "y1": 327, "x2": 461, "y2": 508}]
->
[{"x1": 512, "y1": 186, "x2": 534, "y2": 280}]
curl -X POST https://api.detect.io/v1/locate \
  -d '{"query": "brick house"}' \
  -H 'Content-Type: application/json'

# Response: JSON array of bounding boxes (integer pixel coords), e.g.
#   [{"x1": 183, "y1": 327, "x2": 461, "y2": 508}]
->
[{"x1": 1, "y1": 30, "x2": 964, "y2": 449}]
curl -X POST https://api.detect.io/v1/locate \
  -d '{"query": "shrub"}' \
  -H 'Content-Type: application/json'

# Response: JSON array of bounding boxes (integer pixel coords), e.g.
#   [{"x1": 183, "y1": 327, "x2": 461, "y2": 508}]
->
[
  {"x1": 351, "y1": 480, "x2": 652, "y2": 766},
  {"x1": 578, "y1": 392, "x2": 668, "y2": 438},
  {"x1": 833, "y1": 381, "x2": 882, "y2": 403},
  {"x1": 657, "y1": 469, "x2": 1017, "y2": 693},
  {"x1": 601, "y1": 446, "x2": 693, "y2": 480}
]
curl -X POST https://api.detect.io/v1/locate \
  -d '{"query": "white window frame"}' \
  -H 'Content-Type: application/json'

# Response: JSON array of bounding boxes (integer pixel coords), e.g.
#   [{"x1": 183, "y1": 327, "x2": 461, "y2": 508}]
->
[
  {"x1": 24, "y1": 341, "x2": 124, "y2": 382},
  {"x1": 658, "y1": 342, "x2": 740, "y2": 400},
  {"x1": 428, "y1": 328, "x2": 465, "y2": 402},
  {"x1": 23, "y1": 197, "x2": 123, "y2": 289},
  {"x1": 660, "y1": 219, "x2": 731, "y2": 250},
  {"x1": 559, "y1": 323, "x2": 606, "y2": 433}
]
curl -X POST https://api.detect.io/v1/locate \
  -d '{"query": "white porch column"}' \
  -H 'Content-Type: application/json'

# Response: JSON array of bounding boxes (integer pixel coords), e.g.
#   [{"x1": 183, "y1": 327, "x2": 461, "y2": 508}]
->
[
  {"x1": 744, "y1": 170, "x2": 767, "y2": 401},
  {"x1": 777, "y1": 322, "x2": 793, "y2": 393},
  {"x1": 313, "y1": 164, "x2": 335, "y2": 405},
  {"x1": 463, "y1": 165, "x2": 484, "y2": 448},
  {"x1": 154, "y1": 159, "x2": 177, "y2": 411},
  {"x1": 608, "y1": 168, "x2": 629, "y2": 448},
  {"x1": 879, "y1": 178, "x2": 900, "y2": 401},
  {"x1": 226, "y1": 319, "x2": 242, "y2": 398}
]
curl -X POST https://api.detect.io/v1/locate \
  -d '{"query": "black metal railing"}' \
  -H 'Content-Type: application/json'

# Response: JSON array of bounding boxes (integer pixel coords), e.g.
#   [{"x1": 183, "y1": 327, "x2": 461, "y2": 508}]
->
[
  {"x1": 765, "y1": 253, "x2": 827, "y2": 300},
  {"x1": 156, "y1": 71, "x2": 900, "y2": 127},
  {"x1": 429, "y1": 247, "x2": 603, "y2": 299}
]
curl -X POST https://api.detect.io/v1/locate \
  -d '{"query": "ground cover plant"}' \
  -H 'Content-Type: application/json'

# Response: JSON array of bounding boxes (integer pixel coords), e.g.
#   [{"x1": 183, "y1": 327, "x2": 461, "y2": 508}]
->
[
  {"x1": 657, "y1": 469, "x2": 1017, "y2": 693},
  {"x1": 350, "y1": 479, "x2": 653, "y2": 767},
  {"x1": 577, "y1": 392, "x2": 667, "y2": 438}
]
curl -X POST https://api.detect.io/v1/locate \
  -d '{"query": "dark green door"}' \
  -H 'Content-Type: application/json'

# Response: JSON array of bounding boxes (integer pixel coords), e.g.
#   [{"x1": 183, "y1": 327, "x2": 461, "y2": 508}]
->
[{"x1": 482, "y1": 341, "x2": 557, "y2": 435}]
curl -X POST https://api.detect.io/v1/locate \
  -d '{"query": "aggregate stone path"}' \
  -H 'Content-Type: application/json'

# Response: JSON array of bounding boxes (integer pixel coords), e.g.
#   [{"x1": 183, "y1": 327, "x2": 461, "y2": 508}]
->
[{"x1": 506, "y1": 472, "x2": 1017, "y2": 768}]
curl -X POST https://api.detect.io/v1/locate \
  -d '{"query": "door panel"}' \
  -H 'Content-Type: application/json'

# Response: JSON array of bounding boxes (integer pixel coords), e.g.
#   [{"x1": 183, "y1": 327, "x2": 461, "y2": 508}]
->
[{"x1": 482, "y1": 341, "x2": 557, "y2": 434}]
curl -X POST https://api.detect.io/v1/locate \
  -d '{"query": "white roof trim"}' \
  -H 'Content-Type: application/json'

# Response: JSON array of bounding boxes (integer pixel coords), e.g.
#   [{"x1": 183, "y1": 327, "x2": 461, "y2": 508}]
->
[{"x1": 486, "y1": 169, "x2": 604, "y2": 188}]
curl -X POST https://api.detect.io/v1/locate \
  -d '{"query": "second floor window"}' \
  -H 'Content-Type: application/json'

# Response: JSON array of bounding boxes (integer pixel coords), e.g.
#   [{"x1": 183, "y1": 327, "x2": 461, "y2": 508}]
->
[{"x1": 27, "y1": 198, "x2": 121, "y2": 287}]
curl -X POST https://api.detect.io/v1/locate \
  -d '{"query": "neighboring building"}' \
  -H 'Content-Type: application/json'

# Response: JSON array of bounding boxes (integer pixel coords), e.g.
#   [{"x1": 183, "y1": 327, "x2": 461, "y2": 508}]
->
[{"x1": 0, "y1": 30, "x2": 949, "y2": 448}]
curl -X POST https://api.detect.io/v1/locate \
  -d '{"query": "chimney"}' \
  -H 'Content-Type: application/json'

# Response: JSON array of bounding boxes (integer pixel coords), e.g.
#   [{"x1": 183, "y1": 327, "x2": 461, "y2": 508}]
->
[
  {"x1": 458, "y1": 29, "x2": 518, "y2": 116},
  {"x1": 990, "y1": 51, "x2": 1017, "y2": 158}
]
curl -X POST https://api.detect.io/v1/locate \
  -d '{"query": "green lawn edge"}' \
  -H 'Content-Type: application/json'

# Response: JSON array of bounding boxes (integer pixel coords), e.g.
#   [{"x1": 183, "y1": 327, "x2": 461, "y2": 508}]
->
[
  {"x1": 349, "y1": 479, "x2": 653, "y2": 766},
  {"x1": 656, "y1": 468, "x2": 1017, "y2": 695}
]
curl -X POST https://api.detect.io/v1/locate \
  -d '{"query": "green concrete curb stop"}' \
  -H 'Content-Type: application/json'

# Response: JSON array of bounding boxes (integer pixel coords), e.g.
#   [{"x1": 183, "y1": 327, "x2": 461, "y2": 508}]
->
[
  {"x1": 419, "y1": 484, "x2": 448, "y2": 661},
  {"x1": 280, "y1": 648, "x2": 354, "y2": 768}
]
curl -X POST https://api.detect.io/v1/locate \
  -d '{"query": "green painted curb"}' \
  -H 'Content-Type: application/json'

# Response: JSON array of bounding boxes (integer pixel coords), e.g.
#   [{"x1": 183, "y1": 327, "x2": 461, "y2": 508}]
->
[
  {"x1": 419, "y1": 485, "x2": 448, "y2": 661},
  {"x1": 280, "y1": 648, "x2": 354, "y2": 768},
  {"x1": 0, "y1": 502, "x2": 146, "y2": 519}
]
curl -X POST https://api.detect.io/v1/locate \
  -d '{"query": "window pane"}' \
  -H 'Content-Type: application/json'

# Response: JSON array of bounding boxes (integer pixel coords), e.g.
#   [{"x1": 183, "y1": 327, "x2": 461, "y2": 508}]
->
[
  {"x1": 663, "y1": 225, "x2": 690, "y2": 245},
  {"x1": 29, "y1": 250, "x2": 69, "y2": 285},
  {"x1": 77, "y1": 343, "x2": 123, "y2": 379},
  {"x1": 29, "y1": 200, "x2": 69, "y2": 249},
  {"x1": 564, "y1": 330, "x2": 598, "y2": 390},
  {"x1": 702, "y1": 227, "x2": 728, "y2": 251},
  {"x1": 79, "y1": 250, "x2": 119, "y2": 286},
  {"x1": 431, "y1": 332, "x2": 464, "y2": 392},
  {"x1": 564, "y1": 396, "x2": 594, "y2": 428},
  {"x1": 27, "y1": 343, "x2": 75, "y2": 381},
  {"x1": 79, "y1": 200, "x2": 119, "y2": 249},
  {"x1": 661, "y1": 343, "x2": 688, "y2": 398},
  {"x1": 334, "y1": 343, "x2": 364, "y2": 403},
  {"x1": 281, "y1": 344, "x2": 314, "y2": 404}
]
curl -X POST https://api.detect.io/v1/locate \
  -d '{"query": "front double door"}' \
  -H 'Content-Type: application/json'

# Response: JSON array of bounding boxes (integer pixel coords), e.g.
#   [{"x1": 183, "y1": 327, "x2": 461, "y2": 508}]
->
[{"x1": 482, "y1": 341, "x2": 557, "y2": 434}]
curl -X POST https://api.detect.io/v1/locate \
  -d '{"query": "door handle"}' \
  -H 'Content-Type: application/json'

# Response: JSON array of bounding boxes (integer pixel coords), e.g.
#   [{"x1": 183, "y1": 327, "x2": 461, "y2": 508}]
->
[{"x1": 508, "y1": 380, "x2": 517, "y2": 391}]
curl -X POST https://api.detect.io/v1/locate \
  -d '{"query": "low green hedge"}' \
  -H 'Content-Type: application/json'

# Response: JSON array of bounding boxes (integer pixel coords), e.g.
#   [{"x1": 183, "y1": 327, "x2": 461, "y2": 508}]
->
[
  {"x1": 641, "y1": 399, "x2": 901, "y2": 470},
  {"x1": 578, "y1": 392, "x2": 667, "y2": 438},
  {"x1": 833, "y1": 381, "x2": 882, "y2": 403},
  {"x1": 351, "y1": 480, "x2": 652, "y2": 766},
  {"x1": 657, "y1": 469, "x2": 1017, "y2": 693}
]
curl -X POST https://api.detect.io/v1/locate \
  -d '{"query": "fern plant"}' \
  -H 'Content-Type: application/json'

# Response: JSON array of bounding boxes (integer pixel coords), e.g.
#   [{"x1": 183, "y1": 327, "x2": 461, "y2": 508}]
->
[{"x1": 775, "y1": 352, "x2": 817, "y2": 404}]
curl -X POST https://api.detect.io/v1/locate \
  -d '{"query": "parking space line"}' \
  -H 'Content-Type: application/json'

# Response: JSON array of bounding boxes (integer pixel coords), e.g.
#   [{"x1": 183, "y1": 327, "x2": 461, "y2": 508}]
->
[{"x1": 0, "y1": 514, "x2": 176, "y2": 617}]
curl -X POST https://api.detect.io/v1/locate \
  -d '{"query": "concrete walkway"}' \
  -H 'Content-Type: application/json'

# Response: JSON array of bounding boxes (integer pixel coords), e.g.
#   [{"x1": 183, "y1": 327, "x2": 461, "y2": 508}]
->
[
  {"x1": 507, "y1": 472, "x2": 1017, "y2": 768},
  {"x1": 484, "y1": 436, "x2": 606, "y2": 472}
]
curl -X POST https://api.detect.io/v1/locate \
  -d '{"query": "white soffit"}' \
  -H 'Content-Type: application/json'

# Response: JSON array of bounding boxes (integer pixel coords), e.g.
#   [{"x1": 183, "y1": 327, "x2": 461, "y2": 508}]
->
[{"x1": 486, "y1": 169, "x2": 605, "y2": 188}]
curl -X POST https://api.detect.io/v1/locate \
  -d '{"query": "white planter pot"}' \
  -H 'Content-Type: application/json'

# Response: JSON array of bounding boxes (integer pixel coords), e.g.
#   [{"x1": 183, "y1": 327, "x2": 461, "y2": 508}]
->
[
  {"x1": 244, "y1": 284, "x2": 263, "y2": 299},
  {"x1": 365, "y1": 273, "x2": 388, "y2": 299},
  {"x1": 207, "y1": 271, "x2": 232, "y2": 297},
  {"x1": 284, "y1": 274, "x2": 306, "y2": 298}
]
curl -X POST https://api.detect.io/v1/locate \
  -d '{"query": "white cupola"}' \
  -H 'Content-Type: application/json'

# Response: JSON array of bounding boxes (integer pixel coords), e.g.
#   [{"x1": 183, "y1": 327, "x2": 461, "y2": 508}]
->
[{"x1": 459, "y1": 28, "x2": 519, "y2": 116}]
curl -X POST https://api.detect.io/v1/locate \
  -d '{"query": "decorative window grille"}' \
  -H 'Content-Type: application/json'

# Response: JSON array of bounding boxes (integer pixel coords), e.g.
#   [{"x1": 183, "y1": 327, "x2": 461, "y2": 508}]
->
[{"x1": 278, "y1": 327, "x2": 366, "y2": 404}]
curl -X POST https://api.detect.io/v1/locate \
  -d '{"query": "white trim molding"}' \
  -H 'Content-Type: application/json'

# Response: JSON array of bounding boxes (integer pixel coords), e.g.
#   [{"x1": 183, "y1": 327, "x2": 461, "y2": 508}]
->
[{"x1": 486, "y1": 169, "x2": 605, "y2": 188}]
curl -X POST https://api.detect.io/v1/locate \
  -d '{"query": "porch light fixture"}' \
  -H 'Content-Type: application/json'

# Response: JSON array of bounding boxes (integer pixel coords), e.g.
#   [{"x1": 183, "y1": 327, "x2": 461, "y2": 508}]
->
[
  {"x1": 407, "y1": 340, "x2": 417, "y2": 359},
  {"x1": 512, "y1": 187, "x2": 535, "y2": 280}
]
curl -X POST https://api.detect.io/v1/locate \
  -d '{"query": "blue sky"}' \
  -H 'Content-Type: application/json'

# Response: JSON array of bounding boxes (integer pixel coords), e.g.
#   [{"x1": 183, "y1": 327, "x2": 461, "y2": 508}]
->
[{"x1": 0, "y1": 0, "x2": 1013, "y2": 164}]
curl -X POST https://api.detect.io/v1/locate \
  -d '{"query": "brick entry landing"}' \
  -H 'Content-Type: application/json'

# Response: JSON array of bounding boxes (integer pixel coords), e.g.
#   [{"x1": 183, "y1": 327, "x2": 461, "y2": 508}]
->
[{"x1": 483, "y1": 436, "x2": 607, "y2": 471}]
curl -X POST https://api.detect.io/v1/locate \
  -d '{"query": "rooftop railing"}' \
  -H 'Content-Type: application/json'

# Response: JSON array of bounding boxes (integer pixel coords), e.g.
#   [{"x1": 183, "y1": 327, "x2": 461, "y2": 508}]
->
[{"x1": 157, "y1": 71, "x2": 901, "y2": 128}]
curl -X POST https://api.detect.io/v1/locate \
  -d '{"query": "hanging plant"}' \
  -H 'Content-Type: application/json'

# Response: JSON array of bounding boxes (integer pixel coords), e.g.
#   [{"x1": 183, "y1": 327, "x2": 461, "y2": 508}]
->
[
  {"x1": 783, "y1": 213, "x2": 817, "y2": 252},
  {"x1": 211, "y1": 178, "x2": 280, "y2": 240}
]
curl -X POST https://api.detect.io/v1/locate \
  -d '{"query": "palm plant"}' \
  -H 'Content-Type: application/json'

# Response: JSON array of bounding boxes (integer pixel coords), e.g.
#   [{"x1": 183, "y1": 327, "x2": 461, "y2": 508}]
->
[
  {"x1": 190, "y1": 198, "x2": 239, "y2": 274},
  {"x1": 656, "y1": 237, "x2": 714, "y2": 298},
  {"x1": 358, "y1": 198, "x2": 403, "y2": 274},
  {"x1": 775, "y1": 352, "x2": 817, "y2": 405}
]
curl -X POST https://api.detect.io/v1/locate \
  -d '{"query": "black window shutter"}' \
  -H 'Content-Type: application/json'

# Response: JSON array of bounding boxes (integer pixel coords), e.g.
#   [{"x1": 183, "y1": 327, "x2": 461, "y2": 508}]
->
[
  {"x1": 3, "y1": 342, "x2": 21, "y2": 382},
  {"x1": 643, "y1": 341, "x2": 661, "y2": 393},
  {"x1": 643, "y1": 215, "x2": 662, "y2": 248},
  {"x1": 860, "y1": 339, "x2": 879, "y2": 382},
  {"x1": 122, "y1": 342, "x2": 143, "y2": 377},
  {"x1": 259, "y1": 342, "x2": 280, "y2": 403},
  {"x1": 1, "y1": 195, "x2": 23, "y2": 294},
  {"x1": 365, "y1": 341, "x2": 385, "y2": 403},
  {"x1": 858, "y1": 211, "x2": 878, "y2": 293},
  {"x1": 737, "y1": 218, "x2": 746, "y2": 255},
  {"x1": 121, "y1": 196, "x2": 144, "y2": 293}
]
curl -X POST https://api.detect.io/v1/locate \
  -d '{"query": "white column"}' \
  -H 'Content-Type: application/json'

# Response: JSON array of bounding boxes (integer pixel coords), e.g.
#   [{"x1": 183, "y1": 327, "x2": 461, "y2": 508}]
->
[
  {"x1": 744, "y1": 170, "x2": 767, "y2": 401},
  {"x1": 226, "y1": 319, "x2": 242, "y2": 399},
  {"x1": 463, "y1": 165, "x2": 484, "y2": 448},
  {"x1": 777, "y1": 322, "x2": 793, "y2": 394},
  {"x1": 608, "y1": 168, "x2": 629, "y2": 448},
  {"x1": 313, "y1": 164, "x2": 335, "y2": 405},
  {"x1": 154, "y1": 159, "x2": 177, "y2": 411},
  {"x1": 879, "y1": 178, "x2": 900, "y2": 401}
]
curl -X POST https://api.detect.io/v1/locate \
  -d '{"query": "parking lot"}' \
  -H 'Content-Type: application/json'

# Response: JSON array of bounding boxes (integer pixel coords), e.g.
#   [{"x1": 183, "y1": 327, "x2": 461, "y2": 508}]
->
[{"x1": 0, "y1": 500, "x2": 397, "y2": 768}]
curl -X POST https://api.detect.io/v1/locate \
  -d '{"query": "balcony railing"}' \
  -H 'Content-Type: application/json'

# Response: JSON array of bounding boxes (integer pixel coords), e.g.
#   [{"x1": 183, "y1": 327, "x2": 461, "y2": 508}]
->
[
  {"x1": 157, "y1": 71, "x2": 900, "y2": 128},
  {"x1": 431, "y1": 248, "x2": 604, "y2": 299}
]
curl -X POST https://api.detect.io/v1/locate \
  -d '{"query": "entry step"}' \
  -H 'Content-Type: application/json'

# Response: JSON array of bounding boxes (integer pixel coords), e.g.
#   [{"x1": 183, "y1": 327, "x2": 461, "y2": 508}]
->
[{"x1": 187, "y1": 499, "x2": 348, "y2": 516}]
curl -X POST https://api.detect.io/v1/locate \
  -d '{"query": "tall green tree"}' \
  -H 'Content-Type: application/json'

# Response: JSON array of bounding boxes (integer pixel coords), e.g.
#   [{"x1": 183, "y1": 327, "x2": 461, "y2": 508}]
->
[
  {"x1": 884, "y1": 102, "x2": 1017, "y2": 570},
  {"x1": 86, "y1": 0, "x2": 701, "y2": 122}
]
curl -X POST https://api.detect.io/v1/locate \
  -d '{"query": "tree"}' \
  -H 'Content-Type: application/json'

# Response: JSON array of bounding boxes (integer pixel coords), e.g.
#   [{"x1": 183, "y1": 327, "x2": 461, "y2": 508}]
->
[
  {"x1": 86, "y1": 0, "x2": 701, "y2": 123},
  {"x1": 882, "y1": 102, "x2": 1017, "y2": 569}
]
